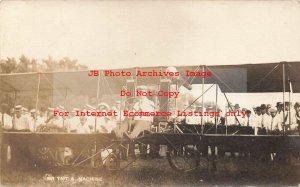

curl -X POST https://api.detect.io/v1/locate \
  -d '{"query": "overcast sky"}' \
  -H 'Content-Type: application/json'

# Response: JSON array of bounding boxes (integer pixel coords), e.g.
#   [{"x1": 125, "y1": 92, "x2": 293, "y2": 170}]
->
[{"x1": 1, "y1": 0, "x2": 300, "y2": 69}]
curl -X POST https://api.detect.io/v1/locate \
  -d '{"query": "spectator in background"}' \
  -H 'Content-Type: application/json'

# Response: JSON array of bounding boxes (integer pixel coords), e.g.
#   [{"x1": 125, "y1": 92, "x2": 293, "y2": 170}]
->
[
  {"x1": 0, "y1": 103, "x2": 13, "y2": 169},
  {"x1": 76, "y1": 116, "x2": 91, "y2": 134},
  {"x1": 45, "y1": 107, "x2": 64, "y2": 132},
  {"x1": 0, "y1": 103, "x2": 13, "y2": 130},
  {"x1": 66, "y1": 108, "x2": 80, "y2": 133},
  {"x1": 13, "y1": 105, "x2": 30, "y2": 132},
  {"x1": 39, "y1": 107, "x2": 47, "y2": 123},
  {"x1": 241, "y1": 110, "x2": 254, "y2": 127},
  {"x1": 256, "y1": 104, "x2": 271, "y2": 135},
  {"x1": 268, "y1": 108, "x2": 282, "y2": 134},
  {"x1": 186, "y1": 104, "x2": 200, "y2": 125},
  {"x1": 28, "y1": 109, "x2": 44, "y2": 132}
]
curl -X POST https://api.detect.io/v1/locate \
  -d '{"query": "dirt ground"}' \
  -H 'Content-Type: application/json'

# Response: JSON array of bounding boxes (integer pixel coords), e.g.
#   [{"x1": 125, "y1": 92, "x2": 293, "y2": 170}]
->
[{"x1": 2, "y1": 156, "x2": 300, "y2": 186}]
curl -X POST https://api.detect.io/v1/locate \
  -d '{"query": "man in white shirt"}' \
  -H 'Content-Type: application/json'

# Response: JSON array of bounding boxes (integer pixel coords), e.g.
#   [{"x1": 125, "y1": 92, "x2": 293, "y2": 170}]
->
[
  {"x1": 28, "y1": 109, "x2": 45, "y2": 132},
  {"x1": 96, "y1": 103, "x2": 116, "y2": 133},
  {"x1": 45, "y1": 107, "x2": 64, "y2": 131},
  {"x1": 124, "y1": 85, "x2": 155, "y2": 139},
  {"x1": 85, "y1": 104, "x2": 97, "y2": 132},
  {"x1": 268, "y1": 108, "x2": 282, "y2": 133},
  {"x1": 186, "y1": 104, "x2": 200, "y2": 125},
  {"x1": 241, "y1": 110, "x2": 255, "y2": 127},
  {"x1": 0, "y1": 103, "x2": 13, "y2": 130},
  {"x1": 66, "y1": 108, "x2": 80, "y2": 133},
  {"x1": 226, "y1": 104, "x2": 242, "y2": 126},
  {"x1": 256, "y1": 104, "x2": 272, "y2": 135},
  {"x1": 13, "y1": 105, "x2": 30, "y2": 132},
  {"x1": 204, "y1": 106, "x2": 215, "y2": 125},
  {"x1": 76, "y1": 116, "x2": 91, "y2": 134}
]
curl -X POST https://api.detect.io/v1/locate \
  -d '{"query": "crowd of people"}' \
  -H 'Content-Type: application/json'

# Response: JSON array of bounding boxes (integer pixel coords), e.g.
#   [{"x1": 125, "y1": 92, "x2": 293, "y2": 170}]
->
[
  {"x1": 0, "y1": 101, "x2": 123, "y2": 134},
  {"x1": 1, "y1": 90, "x2": 300, "y2": 137},
  {"x1": 184, "y1": 101, "x2": 300, "y2": 135},
  {"x1": 1, "y1": 85, "x2": 300, "y2": 169}
]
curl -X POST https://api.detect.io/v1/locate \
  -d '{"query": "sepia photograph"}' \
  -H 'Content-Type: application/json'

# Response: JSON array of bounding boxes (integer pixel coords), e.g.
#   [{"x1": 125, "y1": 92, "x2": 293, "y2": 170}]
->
[{"x1": 1, "y1": 0, "x2": 300, "y2": 186}]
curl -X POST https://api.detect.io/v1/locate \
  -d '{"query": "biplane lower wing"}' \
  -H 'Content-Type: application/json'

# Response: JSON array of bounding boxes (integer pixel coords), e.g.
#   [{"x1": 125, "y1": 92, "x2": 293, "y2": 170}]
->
[
  {"x1": 2, "y1": 132, "x2": 116, "y2": 148},
  {"x1": 135, "y1": 133, "x2": 300, "y2": 154}
]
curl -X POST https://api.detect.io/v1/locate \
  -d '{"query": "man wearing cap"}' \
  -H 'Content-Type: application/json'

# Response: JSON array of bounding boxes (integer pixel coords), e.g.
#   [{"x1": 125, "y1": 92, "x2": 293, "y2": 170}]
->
[
  {"x1": 226, "y1": 104, "x2": 242, "y2": 126},
  {"x1": 13, "y1": 105, "x2": 30, "y2": 132},
  {"x1": 45, "y1": 107, "x2": 64, "y2": 131},
  {"x1": 241, "y1": 110, "x2": 254, "y2": 127},
  {"x1": 124, "y1": 85, "x2": 155, "y2": 139},
  {"x1": 28, "y1": 109, "x2": 44, "y2": 132},
  {"x1": 11, "y1": 105, "x2": 31, "y2": 169},
  {"x1": 66, "y1": 108, "x2": 80, "y2": 133},
  {"x1": 256, "y1": 104, "x2": 271, "y2": 135},
  {"x1": 266, "y1": 104, "x2": 272, "y2": 116}
]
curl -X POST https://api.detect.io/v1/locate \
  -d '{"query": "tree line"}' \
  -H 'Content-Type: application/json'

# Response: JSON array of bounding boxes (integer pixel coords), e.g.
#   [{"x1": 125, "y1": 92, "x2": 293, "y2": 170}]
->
[{"x1": 0, "y1": 55, "x2": 88, "y2": 74}]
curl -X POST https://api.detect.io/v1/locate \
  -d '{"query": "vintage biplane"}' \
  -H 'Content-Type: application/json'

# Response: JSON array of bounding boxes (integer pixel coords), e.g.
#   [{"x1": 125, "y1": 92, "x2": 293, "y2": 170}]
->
[{"x1": 0, "y1": 61, "x2": 300, "y2": 177}]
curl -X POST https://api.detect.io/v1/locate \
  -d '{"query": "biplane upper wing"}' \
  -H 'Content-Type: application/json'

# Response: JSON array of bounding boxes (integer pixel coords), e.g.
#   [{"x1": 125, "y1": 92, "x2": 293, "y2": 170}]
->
[{"x1": 0, "y1": 62, "x2": 299, "y2": 93}]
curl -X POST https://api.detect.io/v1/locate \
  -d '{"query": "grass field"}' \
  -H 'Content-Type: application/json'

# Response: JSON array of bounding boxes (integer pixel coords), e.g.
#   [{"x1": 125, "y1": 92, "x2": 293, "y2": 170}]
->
[{"x1": 2, "y1": 155, "x2": 300, "y2": 186}]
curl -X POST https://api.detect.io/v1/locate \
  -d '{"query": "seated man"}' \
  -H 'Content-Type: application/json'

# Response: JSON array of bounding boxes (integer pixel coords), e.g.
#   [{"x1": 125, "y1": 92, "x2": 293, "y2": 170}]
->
[
  {"x1": 96, "y1": 103, "x2": 116, "y2": 133},
  {"x1": 124, "y1": 85, "x2": 155, "y2": 139}
]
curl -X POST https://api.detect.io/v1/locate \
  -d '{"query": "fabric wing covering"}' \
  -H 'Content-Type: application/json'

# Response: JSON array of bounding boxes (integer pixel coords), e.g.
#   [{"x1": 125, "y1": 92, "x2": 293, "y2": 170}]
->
[{"x1": 0, "y1": 62, "x2": 299, "y2": 93}]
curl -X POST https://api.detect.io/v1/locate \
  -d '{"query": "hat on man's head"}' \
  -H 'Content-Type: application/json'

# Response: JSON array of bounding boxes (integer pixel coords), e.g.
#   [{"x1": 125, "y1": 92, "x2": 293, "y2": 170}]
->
[
  {"x1": 15, "y1": 105, "x2": 22, "y2": 111},
  {"x1": 196, "y1": 105, "x2": 202, "y2": 109},
  {"x1": 97, "y1": 102, "x2": 110, "y2": 111},
  {"x1": 58, "y1": 105, "x2": 65, "y2": 111},
  {"x1": 234, "y1": 104, "x2": 240, "y2": 109},
  {"x1": 276, "y1": 102, "x2": 283, "y2": 108},
  {"x1": 30, "y1": 109, "x2": 36, "y2": 113},
  {"x1": 260, "y1": 104, "x2": 267, "y2": 110},
  {"x1": 267, "y1": 104, "x2": 272, "y2": 109},
  {"x1": 206, "y1": 106, "x2": 213, "y2": 111},
  {"x1": 72, "y1": 108, "x2": 80, "y2": 112},
  {"x1": 48, "y1": 107, "x2": 54, "y2": 111},
  {"x1": 136, "y1": 85, "x2": 148, "y2": 91},
  {"x1": 270, "y1": 108, "x2": 277, "y2": 113},
  {"x1": 86, "y1": 104, "x2": 96, "y2": 111},
  {"x1": 294, "y1": 102, "x2": 300, "y2": 109},
  {"x1": 256, "y1": 106, "x2": 261, "y2": 111}
]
